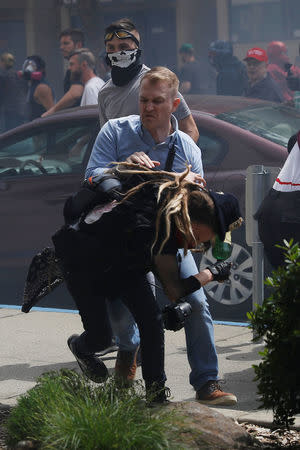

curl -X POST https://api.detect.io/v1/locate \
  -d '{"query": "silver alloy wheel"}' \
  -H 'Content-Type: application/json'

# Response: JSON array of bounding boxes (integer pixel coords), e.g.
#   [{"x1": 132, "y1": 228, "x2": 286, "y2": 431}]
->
[{"x1": 199, "y1": 243, "x2": 253, "y2": 305}]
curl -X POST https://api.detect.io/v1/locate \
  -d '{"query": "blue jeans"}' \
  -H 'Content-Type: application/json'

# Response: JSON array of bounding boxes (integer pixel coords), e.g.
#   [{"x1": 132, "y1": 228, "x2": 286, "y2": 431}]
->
[{"x1": 107, "y1": 249, "x2": 218, "y2": 390}]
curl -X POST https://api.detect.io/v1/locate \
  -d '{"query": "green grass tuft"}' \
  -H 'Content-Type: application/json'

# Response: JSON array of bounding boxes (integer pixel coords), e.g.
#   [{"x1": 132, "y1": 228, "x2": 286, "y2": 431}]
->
[{"x1": 5, "y1": 369, "x2": 179, "y2": 449}]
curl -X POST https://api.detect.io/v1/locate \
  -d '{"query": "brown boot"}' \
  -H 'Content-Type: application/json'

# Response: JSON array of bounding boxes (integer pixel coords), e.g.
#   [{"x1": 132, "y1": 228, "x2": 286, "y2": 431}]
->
[
  {"x1": 114, "y1": 346, "x2": 139, "y2": 387},
  {"x1": 196, "y1": 380, "x2": 237, "y2": 406}
]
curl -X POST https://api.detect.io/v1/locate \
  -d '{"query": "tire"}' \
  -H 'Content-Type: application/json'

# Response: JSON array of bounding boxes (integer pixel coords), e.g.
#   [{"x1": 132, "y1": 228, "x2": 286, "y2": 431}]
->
[{"x1": 199, "y1": 243, "x2": 253, "y2": 306}]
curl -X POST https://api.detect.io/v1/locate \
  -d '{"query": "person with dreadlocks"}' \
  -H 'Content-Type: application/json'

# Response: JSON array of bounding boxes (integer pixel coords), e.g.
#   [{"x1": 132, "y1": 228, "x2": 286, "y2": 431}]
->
[
  {"x1": 52, "y1": 163, "x2": 243, "y2": 404},
  {"x1": 64, "y1": 65, "x2": 240, "y2": 406}
]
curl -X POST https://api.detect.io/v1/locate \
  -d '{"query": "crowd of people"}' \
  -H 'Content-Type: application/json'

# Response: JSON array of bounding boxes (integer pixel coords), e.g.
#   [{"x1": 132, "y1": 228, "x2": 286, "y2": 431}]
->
[
  {"x1": 1, "y1": 28, "x2": 300, "y2": 132},
  {"x1": 181, "y1": 39, "x2": 300, "y2": 105},
  {"x1": 3, "y1": 17, "x2": 300, "y2": 405},
  {"x1": 0, "y1": 29, "x2": 108, "y2": 132},
  {"x1": 19, "y1": 18, "x2": 244, "y2": 406}
]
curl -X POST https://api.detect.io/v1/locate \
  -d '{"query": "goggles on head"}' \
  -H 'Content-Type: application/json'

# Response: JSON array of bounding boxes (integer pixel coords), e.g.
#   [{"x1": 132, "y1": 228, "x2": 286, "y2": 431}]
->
[{"x1": 104, "y1": 29, "x2": 139, "y2": 47}]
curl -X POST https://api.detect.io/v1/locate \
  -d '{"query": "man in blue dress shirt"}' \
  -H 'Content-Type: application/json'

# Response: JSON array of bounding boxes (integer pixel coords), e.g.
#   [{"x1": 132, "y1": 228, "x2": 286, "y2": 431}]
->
[{"x1": 70, "y1": 66, "x2": 237, "y2": 406}]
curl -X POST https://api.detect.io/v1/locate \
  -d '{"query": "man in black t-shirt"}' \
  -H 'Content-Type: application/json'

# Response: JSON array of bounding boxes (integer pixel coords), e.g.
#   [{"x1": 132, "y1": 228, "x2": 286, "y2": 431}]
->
[
  {"x1": 42, "y1": 28, "x2": 84, "y2": 117},
  {"x1": 178, "y1": 43, "x2": 203, "y2": 94}
]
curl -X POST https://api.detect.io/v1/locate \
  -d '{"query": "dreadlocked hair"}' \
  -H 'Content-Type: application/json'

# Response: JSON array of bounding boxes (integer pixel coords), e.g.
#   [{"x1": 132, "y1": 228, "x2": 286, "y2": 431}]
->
[{"x1": 112, "y1": 163, "x2": 217, "y2": 256}]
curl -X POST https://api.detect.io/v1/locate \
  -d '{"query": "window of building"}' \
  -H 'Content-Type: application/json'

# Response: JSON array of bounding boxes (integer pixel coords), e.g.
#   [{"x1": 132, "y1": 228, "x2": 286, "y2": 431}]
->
[{"x1": 230, "y1": 0, "x2": 300, "y2": 42}]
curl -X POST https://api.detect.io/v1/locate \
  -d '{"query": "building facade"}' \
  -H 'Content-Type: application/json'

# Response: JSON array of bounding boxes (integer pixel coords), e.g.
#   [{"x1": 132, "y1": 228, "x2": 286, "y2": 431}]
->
[{"x1": 0, "y1": 0, "x2": 299, "y2": 99}]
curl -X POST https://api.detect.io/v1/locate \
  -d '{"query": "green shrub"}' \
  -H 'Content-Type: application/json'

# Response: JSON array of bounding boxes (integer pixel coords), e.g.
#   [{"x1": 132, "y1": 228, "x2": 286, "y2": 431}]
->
[
  {"x1": 5, "y1": 369, "x2": 179, "y2": 449},
  {"x1": 248, "y1": 240, "x2": 300, "y2": 428}
]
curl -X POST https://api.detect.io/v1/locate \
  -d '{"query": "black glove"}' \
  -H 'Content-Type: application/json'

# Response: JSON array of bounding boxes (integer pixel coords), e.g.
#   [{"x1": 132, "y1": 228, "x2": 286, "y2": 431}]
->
[
  {"x1": 286, "y1": 75, "x2": 300, "y2": 91},
  {"x1": 207, "y1": 261, "x2": 232, "y2": 282},
  {"x1": 162, "y1": 301, "x2": 192, "y2": 331}
]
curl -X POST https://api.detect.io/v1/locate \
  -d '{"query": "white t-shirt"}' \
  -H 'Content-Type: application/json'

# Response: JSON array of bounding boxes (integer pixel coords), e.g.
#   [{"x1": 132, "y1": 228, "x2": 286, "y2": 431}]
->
[{"x1": 81, "y1": 76, "x2": 105, "y2": 106}]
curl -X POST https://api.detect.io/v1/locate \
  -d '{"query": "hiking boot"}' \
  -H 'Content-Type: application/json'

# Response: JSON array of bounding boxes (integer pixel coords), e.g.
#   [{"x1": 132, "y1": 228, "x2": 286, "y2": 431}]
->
[
  {"x1": 196, "y1": 380, "x2": 237, "y2": 406},
  {"x1": 67, "y1": 334, "x2": 108, "y2": 383},
  {"x1": 114, "y1": 347, "x2": 139, "y2": 387},
  {"x1": 146, "y1": 381, "x2": 171, "y2": 406}
]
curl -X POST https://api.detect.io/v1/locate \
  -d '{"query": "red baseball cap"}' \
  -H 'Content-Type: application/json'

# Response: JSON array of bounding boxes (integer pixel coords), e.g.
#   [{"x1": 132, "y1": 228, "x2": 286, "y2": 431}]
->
[{"x1": 244, "y1": 47, "x2": 268, "y2": 62}]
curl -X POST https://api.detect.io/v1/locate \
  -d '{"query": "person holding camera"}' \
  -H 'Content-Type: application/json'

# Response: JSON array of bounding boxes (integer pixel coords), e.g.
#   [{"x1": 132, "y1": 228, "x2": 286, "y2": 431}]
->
[
  {"x1": 67, "y1": 66, "x2": 238, "y2": 406},
  {"x1": 53, "y1": 161, "x2": 242, "y2": 404}
]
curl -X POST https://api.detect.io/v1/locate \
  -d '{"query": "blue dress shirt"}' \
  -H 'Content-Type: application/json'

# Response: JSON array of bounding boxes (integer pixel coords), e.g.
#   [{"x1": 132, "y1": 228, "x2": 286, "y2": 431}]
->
[{"x1": 85, "y1": 114, "x2": 203, "y2": 178}]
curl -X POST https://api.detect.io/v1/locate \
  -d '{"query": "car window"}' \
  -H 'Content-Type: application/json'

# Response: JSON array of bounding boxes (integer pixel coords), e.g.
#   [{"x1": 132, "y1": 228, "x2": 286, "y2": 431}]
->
[
  {"x1": 197, "y1": 132, "x2": 227, "y2": 166},
  {"x1": 217, "y1": 105, "x2": 300, "y2": 148},
  {"x1": 0, "y1": 123, "x2": 96, "y2": 178}
]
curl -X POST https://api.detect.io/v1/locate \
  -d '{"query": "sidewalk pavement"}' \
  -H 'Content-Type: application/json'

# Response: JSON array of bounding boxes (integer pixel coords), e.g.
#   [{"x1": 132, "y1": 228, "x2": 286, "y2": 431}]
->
[{"x1": 1, "y1": 306, "x2": 299, "y2": 429}]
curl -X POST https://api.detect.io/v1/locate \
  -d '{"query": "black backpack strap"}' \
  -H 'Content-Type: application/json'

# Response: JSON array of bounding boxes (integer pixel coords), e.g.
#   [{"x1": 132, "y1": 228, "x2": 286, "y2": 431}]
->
[{"x1": 164, "y1": 142, "x2": 176, "y2": 171}]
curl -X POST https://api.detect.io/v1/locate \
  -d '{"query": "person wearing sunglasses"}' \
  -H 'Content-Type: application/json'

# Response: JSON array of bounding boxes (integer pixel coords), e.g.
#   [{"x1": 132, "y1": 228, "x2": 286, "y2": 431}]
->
[{"x1": 98, "y1": 18, "x2": 199, "y2": 144}]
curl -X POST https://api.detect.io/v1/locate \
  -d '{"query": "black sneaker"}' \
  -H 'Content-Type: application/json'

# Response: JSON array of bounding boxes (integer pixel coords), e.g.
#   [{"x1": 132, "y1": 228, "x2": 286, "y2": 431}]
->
[
  {"x1": 136, "y1": 346, "x2": 142, "y2": 367},
  {"x1": 146, "y1": 382, "x2": 171, "y2": 406},
  {"x1": 96, "y1": 339, "x2": 119, "y2": 357},
  {"x1": 67, "y1": 334, "x2": 108, "y2": 383}
]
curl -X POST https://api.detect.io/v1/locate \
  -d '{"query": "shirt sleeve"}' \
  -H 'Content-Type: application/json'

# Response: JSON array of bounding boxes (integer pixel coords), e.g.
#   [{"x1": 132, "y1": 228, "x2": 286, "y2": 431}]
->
[
  {"x1": 98, "y1": 90, "x2": 108, "y2": 128},
  {"x1": 173, "y1": 91, "x2": 191, "y2": 121},
  {"x1": 85, "y1": 121, "x2": 118, "y2": 178},
  {"x1": 81, "y1": 80, "x2": 104, "y2": 107},
  {"x1": 179, "y1": 134, "x2": 204, "y2": 176},
  {"x1": 191, "y1": 147, "x2": 204, "y2": 176},
  {"x1": 153, "y1": 253, "x2": 200, "y2": 302}
]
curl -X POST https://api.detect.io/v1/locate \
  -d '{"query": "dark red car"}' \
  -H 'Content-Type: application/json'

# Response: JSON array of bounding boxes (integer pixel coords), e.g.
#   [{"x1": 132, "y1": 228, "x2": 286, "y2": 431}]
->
[{"x1": 0, "y1": 96, "x2": 298, "y2": 320}]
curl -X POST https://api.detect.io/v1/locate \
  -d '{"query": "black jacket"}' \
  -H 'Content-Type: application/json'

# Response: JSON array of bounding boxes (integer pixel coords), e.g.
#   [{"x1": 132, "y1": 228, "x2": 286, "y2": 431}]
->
[{"x1": 215, "y1": 55, "x2": 248, "y2": 96}]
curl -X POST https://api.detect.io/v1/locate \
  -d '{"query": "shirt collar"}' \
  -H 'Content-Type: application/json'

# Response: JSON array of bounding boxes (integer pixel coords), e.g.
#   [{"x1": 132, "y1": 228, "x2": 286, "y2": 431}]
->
[{"x1": 137, "y1": 114, "x2": 178, "y2": 148}]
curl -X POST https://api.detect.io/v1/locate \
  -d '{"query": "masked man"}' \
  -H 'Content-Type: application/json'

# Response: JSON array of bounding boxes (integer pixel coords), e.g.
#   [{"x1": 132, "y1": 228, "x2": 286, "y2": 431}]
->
[
  {"x1": 20, "y1": 55, "x2": 54, "y2": 121},
  {"x1": 98, "y1": 18, "x2": 199, "y2": 143}
]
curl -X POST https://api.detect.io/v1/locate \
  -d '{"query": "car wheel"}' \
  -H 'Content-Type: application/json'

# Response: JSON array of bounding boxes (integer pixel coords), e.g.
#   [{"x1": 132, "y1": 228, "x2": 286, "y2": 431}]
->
[{"x1": 199, "y1": 243, "x2": 253, "y2": 305}]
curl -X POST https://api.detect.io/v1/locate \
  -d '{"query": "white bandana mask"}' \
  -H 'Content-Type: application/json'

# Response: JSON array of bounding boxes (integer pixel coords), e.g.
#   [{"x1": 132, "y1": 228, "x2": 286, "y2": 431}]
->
[{"x1": 107, "y1": 49, "x2": 139, "y2": 68}]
